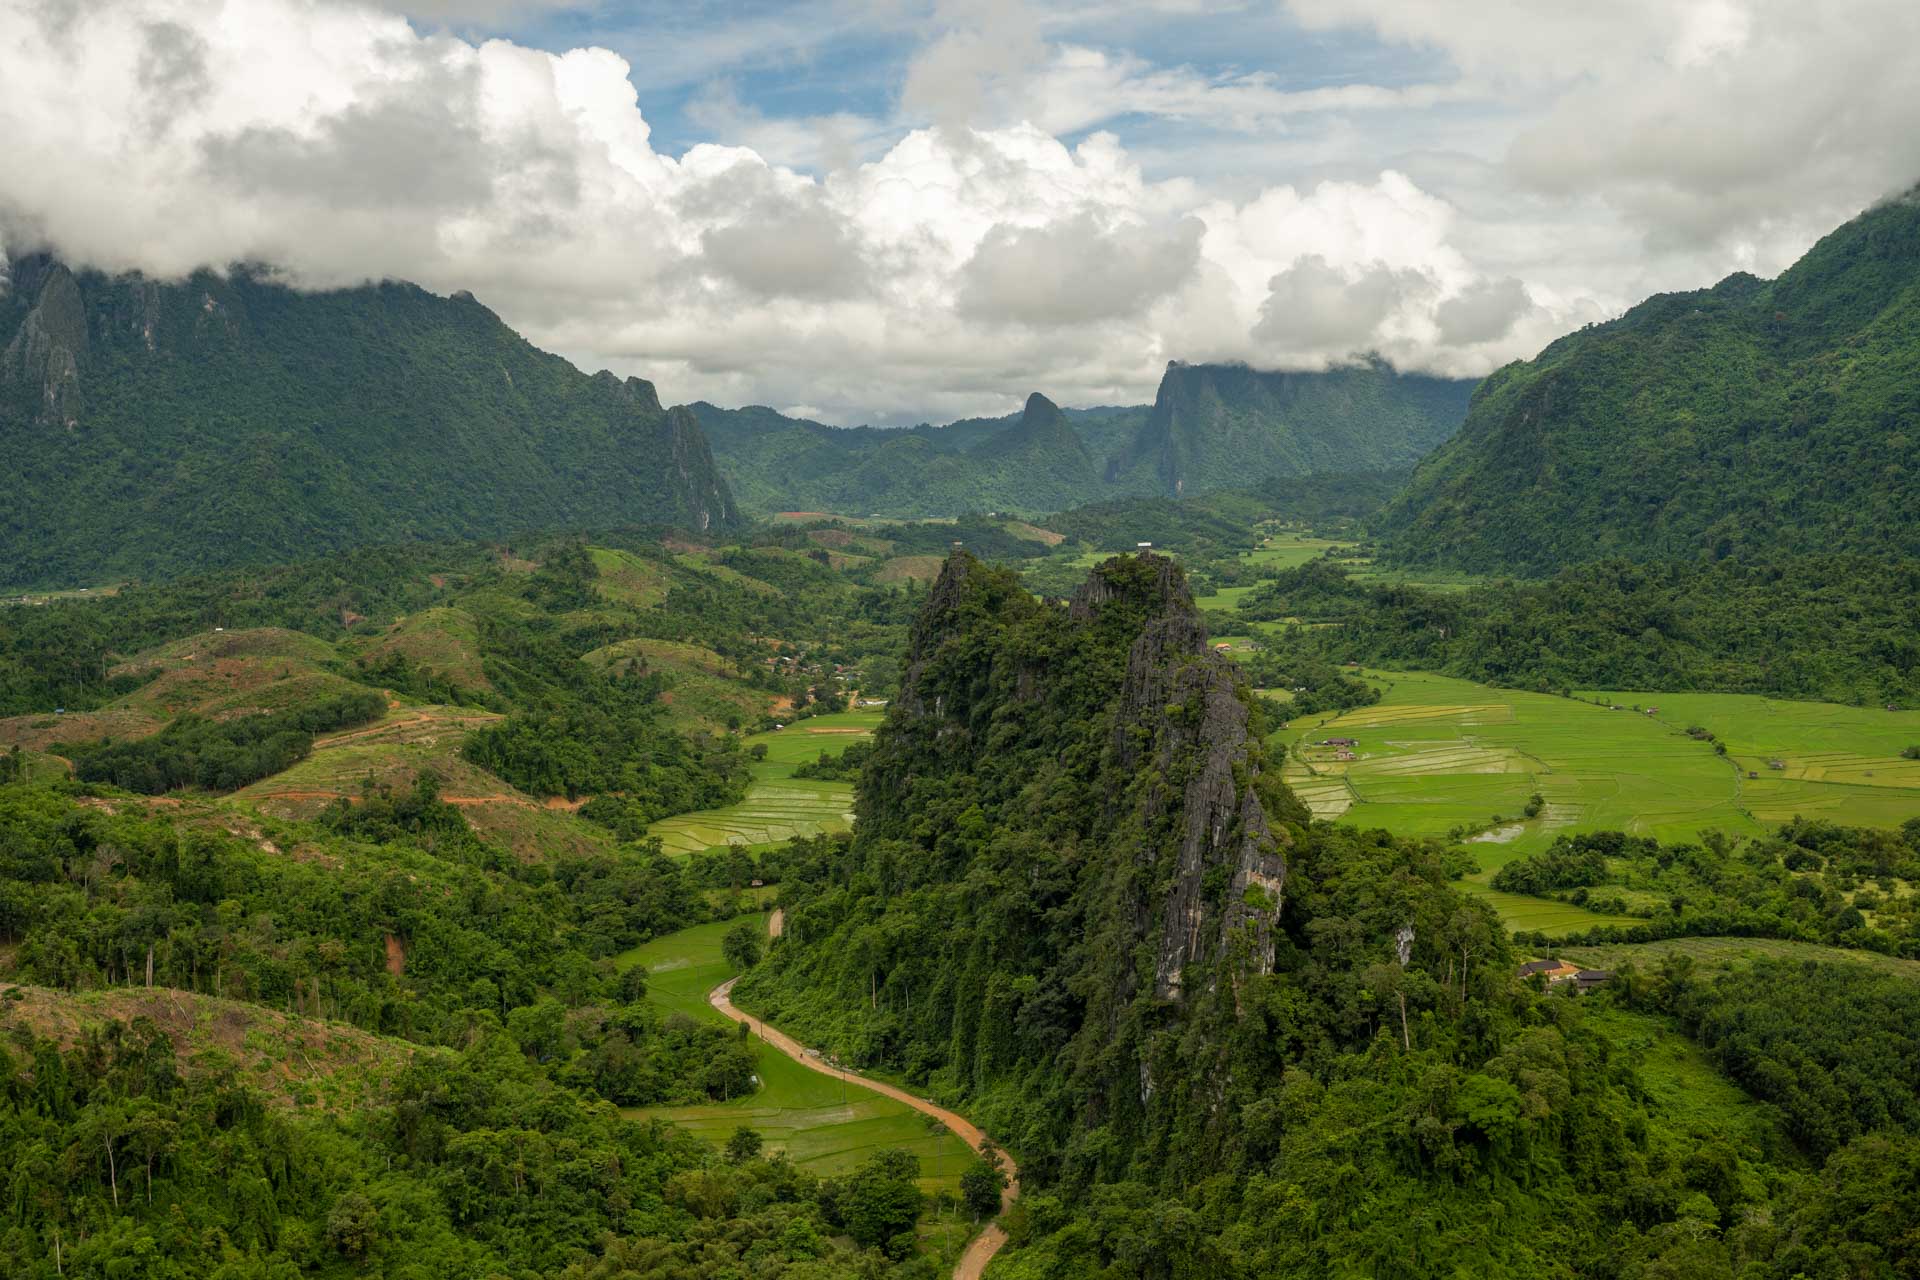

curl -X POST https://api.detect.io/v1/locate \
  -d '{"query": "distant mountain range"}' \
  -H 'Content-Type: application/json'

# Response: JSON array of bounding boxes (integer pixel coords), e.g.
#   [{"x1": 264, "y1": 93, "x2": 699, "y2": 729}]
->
[
  {"x1": 0, "y1": 255, "x2": 738, "y2": 588},
  {"x1": 699, "y1": 359, "x2": 1477, "y2": 517},
  {"x1": 1374, "y1": 188, "x2": 1920, "y2": 572},
  {"x1": 0, "y1": 244, "x2": 1488, "y2": 590},
  {"x1": 692, "y1": 396, "x2": 1152, "y2": 516}
]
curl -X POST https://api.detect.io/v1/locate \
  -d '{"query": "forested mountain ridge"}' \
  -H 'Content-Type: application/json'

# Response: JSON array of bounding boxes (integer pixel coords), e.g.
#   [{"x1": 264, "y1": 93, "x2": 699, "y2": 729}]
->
[
  {"x1": 1373, "y1": 187, "x2": 1920, "y2": 572},
  {"x1": 697, "y1": 360, "x2": 1474, "y2": 516},
  {"x1": 0, "y1": 253, "x2": 739, "y2": 588},
  {"x1": 1114, "y1": 358, "x2": 1476, "y2": 497},
  {"x1": 694, "y1": 396, "x2": 1153, "y2": 517}
]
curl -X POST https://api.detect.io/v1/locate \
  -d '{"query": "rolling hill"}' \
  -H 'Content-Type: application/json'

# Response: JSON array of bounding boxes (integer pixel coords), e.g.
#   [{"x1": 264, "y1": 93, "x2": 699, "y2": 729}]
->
[
  {"x1": 0, "y1": 253, "x2": 740, "y2": 588},
  {"x1": 1372, "y1": 186, "x2": 1920, "y2": 572}
]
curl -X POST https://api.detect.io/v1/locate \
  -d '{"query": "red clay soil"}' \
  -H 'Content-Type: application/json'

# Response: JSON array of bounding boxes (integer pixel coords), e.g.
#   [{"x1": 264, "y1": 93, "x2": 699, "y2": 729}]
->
[
  {"x1": 710, "y1": 928, "x2": 1018, "y2": 1280},
  {"x1": 384, "y1": 934, "x2": 407, "y2": 976}
]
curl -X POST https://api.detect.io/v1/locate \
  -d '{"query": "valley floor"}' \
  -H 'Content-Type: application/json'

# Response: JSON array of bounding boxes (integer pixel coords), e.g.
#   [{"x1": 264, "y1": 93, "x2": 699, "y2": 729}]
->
[{"x1": 1272, "y1": 669, "x2": 1920, "y2": 935}]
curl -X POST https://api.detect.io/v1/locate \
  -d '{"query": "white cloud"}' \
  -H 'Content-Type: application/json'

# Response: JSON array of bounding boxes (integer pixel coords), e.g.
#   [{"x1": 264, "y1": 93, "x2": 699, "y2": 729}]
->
[
  {"x1": 1252, "y1": 255, "x2": 1432, "y2": 356},
  {"x1": 11, "y1": 0, "x2": 1895, "y2": 427},
  {"x1": 957, "y1": 212, "x2": 1202, "y2": 323},
  {"x1": 1285, "y1": 0, "x2": 1920, "y2": 264}
]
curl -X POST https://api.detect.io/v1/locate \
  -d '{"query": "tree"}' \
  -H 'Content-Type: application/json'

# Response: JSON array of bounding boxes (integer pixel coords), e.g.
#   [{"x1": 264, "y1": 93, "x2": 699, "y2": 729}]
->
[
  {"x1": 840, "y1": 1150, "x2": 924, "y2": 1256},
  {"x1": 722, "y1": 920, "x2": 764, "y2": 970},
  {"x1": 616, "y1": 964, "x2": 649, "y2": 1004},
  {"x1": 960, "y1": 1154, "x2": 1006, "y2": 1218},
  {"x1": 326, "y1": 1191, "x2": 380, "y2": 1257},
  {"x1": 725, "y1": 1125, "x2": 763, "y2": 1164}
]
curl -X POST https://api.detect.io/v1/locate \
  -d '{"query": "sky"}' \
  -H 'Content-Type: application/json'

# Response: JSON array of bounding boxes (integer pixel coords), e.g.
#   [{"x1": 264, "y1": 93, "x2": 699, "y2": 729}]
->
[{"x1": 3, "y1": 0, "x2": 1919, "y2": 425}]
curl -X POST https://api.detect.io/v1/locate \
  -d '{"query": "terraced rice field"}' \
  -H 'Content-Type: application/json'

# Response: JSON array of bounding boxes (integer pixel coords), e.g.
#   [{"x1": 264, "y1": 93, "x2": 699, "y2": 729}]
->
[
  {"x1": 617, "y1": 917, "x2": 976, "y2": 1192},
  {"x1": 647, "y1": 711, "x2": 882, "y2": 855}
]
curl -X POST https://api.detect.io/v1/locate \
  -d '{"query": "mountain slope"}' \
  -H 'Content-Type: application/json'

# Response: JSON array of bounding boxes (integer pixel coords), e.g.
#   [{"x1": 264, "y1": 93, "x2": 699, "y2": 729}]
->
[
  {"x1": 695, "y1": 398, "x2": 1154, "y2": 516},
  {"x1": 1372, "y1": 188, "x2": 1920, "y2": 572},
  {"x1": 1113, "y1": 358, "x2": 1476, "y2": 496},
  {"x1": 0, "y1": 254, "x2": 738, "y2": 587}
]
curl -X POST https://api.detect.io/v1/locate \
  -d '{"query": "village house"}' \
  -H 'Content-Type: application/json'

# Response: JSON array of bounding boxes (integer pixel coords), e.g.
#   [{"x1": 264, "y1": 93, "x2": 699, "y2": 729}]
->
[
  {"x1": 1322, "y1": 736, "x2": 1358, "y2": 747},
  {"x1": 1515, "y1": 959, "x2": 1612, "y2": 992}
]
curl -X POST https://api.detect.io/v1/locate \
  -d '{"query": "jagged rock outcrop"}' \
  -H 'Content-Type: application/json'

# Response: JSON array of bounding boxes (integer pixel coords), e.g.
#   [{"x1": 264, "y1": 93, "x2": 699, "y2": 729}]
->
[
  {"x1": 882, "y1": 550, "x2": 1291, "y2": 1008},
  {"x1": 1074, "y1": 553, "x2": 1288, "y2": 999}
]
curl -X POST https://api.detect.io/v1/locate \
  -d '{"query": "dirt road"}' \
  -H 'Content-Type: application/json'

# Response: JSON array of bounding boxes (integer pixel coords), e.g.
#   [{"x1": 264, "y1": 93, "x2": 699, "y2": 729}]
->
[{"x1": 709, "y1": 970, "x2": 1017, "y2": 1279}]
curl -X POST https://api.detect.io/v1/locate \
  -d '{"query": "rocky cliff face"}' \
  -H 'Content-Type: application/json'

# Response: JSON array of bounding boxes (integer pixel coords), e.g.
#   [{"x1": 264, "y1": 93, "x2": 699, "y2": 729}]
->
[
  {"x1": 1, "y1": 258, "x2": 86, "y2": 427},
  {"x1": 881, "y1": 550, "x2": 1292, "y2": 1009},
  {"x1": 1072, "y1": 554, "x2": 1288, "y2": 1001}
]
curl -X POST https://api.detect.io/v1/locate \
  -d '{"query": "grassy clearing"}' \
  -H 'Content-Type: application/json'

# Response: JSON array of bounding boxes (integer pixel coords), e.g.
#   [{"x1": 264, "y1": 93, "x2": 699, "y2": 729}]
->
[
  {"x1": 1579, "y1": 1007, "x2": 1788, "y2": 1155},
  {"x1": 1455, "y1": 882, "x2": 1625, "y2": 936},
  {"x1": 582, "y1": 637, "x2": 774, "y2": 734},
  {"x1": 350, "y1": 607, "x2": 490, "y2": 692},
  {"x1": 672, "y1": 551, "x2": 779, "y2": 595},
  {"x1": 236, "y1": 704, "x2": 612, "y2": 859},
  {"x1": 873, "y1": 555, "x2": 945, "y2": 584},
  {"x1": 647, "y1": 711, "x2": 883, "y2": 856},
  {"x1": 588, "y1": 547, "x2": 672, "y2": 608},
  {"x1": 1555, "y1": 935, "x2": 1920, "y2": 981},
  {"x1": 618, "y1": 917, "x2": 976, "y2": 1192},
  {"x1": 103, "y1": 626, "x2": 370, "y2": 723},
  {"x1": 0, "y1": 982, "x2": 417, "y2": 1113}
]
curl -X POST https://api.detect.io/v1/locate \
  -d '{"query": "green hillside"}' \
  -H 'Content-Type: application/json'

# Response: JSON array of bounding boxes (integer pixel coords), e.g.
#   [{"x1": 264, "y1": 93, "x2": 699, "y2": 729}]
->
[
  {"x1": 0, "y1": 254, "x2": 739, "y2": 588},
  {"x1": 1374, "y1": 187, "x2": 1920, "y2": 571}
]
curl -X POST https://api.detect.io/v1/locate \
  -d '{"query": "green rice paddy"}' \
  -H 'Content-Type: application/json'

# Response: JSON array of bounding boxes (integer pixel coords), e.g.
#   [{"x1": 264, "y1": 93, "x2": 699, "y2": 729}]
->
[
  {"x1": 1278, "y1": 669, "x2": 1920, "y2": 936},
  {"x1": 1582, "y1": 690, "x2": 1920, "y2": 827},
  {"x1": 617, "y1": 916, "x2": 976, "y2": 1193},
  {"x1": 647, "y1": 710, "x2": 883, "y2": 855}
]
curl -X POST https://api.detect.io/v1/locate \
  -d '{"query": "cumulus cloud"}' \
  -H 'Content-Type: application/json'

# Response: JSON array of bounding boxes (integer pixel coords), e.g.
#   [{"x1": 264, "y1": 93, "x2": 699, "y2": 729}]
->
[
  {"x1": 958, "y1": 213, "x2": 1201, "y2": 324},
  {"x1": 1252, "y1": 255, "x2": 1432, "y2": 356},
  {"x1": 0, "y1": 0, "x2": 1619, "y2": 421},
  {"x1": 900, "y1": 0, "x2": 1049, "y2": 133},
  {"x1": 1286, "y1": 0, "x2": 1920, "y2": 263},
  {"x1": 1433, "y1": 276, "x2": 1535, "y2": 345}
]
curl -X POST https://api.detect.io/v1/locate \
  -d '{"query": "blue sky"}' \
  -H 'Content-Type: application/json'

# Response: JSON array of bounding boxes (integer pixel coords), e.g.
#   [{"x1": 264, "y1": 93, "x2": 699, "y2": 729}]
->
[{"x1": 431, "y1": 1, "x2": 1463, "y2": 186}]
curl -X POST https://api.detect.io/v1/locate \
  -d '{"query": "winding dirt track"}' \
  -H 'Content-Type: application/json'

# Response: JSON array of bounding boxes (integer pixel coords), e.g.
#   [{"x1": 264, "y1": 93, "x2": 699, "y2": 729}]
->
[{"x1": 710, "y1": 912, "x2": 1017, "y2": 1280}]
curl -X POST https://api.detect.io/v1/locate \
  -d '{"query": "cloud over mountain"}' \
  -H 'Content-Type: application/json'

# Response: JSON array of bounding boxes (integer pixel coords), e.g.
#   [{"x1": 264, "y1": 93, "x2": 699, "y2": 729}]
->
[{"x1": 4, "y1": 0, "x2": 1915, "y2": 424}]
